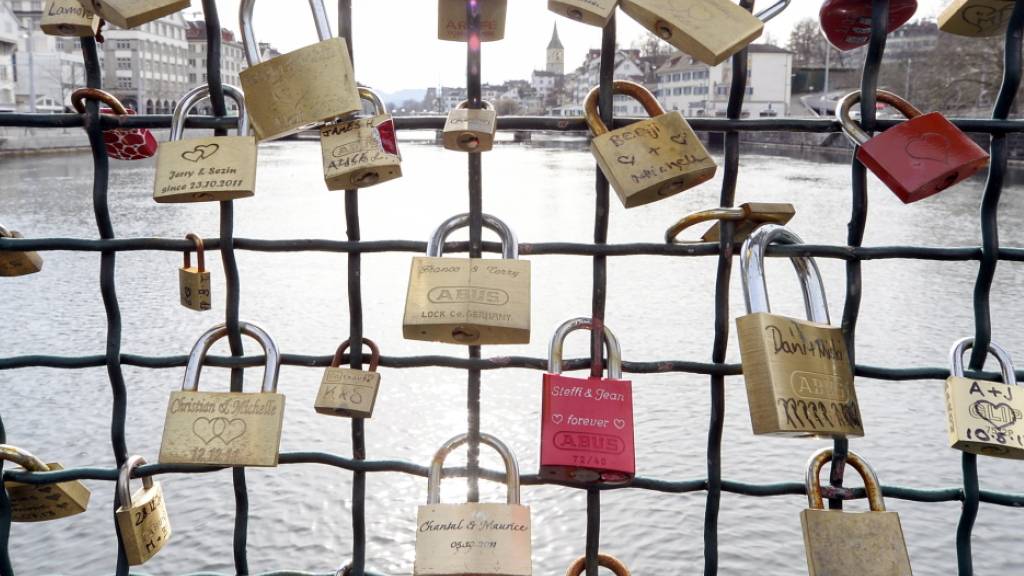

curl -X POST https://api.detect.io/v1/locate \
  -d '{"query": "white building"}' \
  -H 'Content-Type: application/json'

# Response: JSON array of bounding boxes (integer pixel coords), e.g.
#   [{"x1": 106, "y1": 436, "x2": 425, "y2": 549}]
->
[
  {"x1": 184, "y1": 19, "x2": 244, "y2": 113},
  {"x1": 100, "y1": 13, "x2": 189, "y2": 113},
  {"x1": 563, "y1": 48, "x2": 649, "y2": 115},
  {"x1": 10, "y1": 0, "x2": 87, "y2": 112},
  {"x1": 656, "y1": 44, "x2": 792, "y2": 117},
  {"x1": 0, "y1": 0, "x2": 18, "y2": 111}
]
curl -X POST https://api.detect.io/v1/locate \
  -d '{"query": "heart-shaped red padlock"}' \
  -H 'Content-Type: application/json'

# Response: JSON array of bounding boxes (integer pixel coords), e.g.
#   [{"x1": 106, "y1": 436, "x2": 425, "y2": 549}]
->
[
  {"x1": 819, "y1": 0, "x2": 918, "y2": 51},
  {"x1": 71, "y1": 88, "x2": 158, "y2": 161}
]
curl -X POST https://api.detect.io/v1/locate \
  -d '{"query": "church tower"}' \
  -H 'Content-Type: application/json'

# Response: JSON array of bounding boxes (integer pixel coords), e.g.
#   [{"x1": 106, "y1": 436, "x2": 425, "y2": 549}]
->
[{"x1": 546, "y1": 24, "x2": 564, "y2": 75}]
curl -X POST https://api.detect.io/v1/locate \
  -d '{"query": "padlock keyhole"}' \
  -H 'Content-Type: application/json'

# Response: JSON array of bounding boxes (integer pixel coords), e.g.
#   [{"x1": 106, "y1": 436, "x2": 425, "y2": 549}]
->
[
  {"x1": 458, "y1": 134, "x2": 480, "y2": 150},
  {"x1": 357, "y1": 171, "x2": 380, "y2": 186},
  {"x1": 656, "y1": 21, "x2": 673, "y2": 39},
  {"x1": 452, "y1": 326, "x2": 481, "y2": 343},
  {"x1": 567, "y1": 8, "x2": 583, "y2": 20}
]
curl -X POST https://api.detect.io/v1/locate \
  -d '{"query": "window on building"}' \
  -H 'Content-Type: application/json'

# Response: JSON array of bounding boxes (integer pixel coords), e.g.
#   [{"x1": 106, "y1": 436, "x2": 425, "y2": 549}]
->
[
  {"x1": 682, "y1": 72, "x2": 691, "y2": 81},
  {"x1": 117, "y1": 78, "x2": 132, "y2": 89},
  {"x1": 683, "y1": 87, "x2": 691, "y2": 95},
  {"x1": 747, "y1": 86, "x2": 753, "y2": 95},
  {"x1": 117, "y1": 58, "x2": 131, "y2": 70},
  {"x1": 116, "y1": 40, "x2": 130, "y2": 50},
  {"x1": 673, "y1": 87, "x2": 682, "y2": 95},
  {"x1": 672, "y1": 73, "x2": 680, "y2": 81},
  {"x1": 189, "y1": 73, "x2": 196, "y2": 83}
]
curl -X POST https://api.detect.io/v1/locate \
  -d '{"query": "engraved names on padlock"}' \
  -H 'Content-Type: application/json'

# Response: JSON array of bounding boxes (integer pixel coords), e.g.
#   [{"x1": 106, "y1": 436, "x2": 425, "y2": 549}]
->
[
  {"x1": 155, "y1": 137, "x2": 256, "y2": 202},
  {"x1": 320, "y1": 109, "x2": 402, "y2": 190},
  {"x1": 738, "y1": 313, "x2": 862, "y2": 436},
  {"x1": 4, "y1": 463, "x2": 90, "y2": 523},
  {"x1": 315, "y1": 368, "x2": 380, "y2": 417},
  {"x1": 160, "y1": 391, "x2": 284, "y2": 465},
  {"x1": 946, "y1": 376, "x2": 1024, "y2": 458}
]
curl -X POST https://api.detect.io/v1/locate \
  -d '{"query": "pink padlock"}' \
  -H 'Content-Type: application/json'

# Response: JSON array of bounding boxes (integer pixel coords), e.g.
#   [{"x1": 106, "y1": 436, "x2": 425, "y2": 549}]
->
[{"x1": 71, "y1": 87, "x2": 158, "y2": 161}]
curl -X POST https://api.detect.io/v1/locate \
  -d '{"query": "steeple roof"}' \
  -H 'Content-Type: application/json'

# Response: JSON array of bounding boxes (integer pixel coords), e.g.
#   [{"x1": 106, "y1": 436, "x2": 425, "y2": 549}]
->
[{"x1": 548, "y1": 23, "x2": 563, "y2": 50}]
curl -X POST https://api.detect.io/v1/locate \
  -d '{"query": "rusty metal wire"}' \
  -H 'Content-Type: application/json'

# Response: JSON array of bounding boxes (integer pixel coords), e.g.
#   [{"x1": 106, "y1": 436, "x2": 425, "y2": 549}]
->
[{"x1": 1, "y1": 1, "x2": 1024, "y2": 575}]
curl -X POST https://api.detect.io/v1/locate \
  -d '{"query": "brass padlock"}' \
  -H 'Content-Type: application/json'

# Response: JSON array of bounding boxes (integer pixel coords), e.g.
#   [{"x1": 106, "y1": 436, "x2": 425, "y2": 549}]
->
[
  {"x1": 320, "y1": 87, "x2": 402, "y2": 191},
  {"x1": 736, "y1": 224, "x2": 863, "y2": 438},
  {"x1": 619, "y1": 0, "x2": 789, "y2": 65},
  {"x1": 939, "y1": 0, "x2": 1015, "y2": 37},
  {"x1": 239, "y1": 0, "x2": 361, "y2": 141},
  {"x1": 404, "y1": 213, "x2": 530, "y2": 345},
  {"x1": 565, "y1": 554, "x2": 631, "y2": 576},
  {"x1": 443, "y1": 100, "x2": 497, "y2": 152},
  {"x1": 801, "y1": 448, "x2": 913, "y2": 576},
  {"x1": 0, "y1": 225, "x2": 43, "y2": 277},
  {"x1": 665, "y1": 202, "x2": 795, "y2": 244},
  {"x1": 41, "y1": 0, "x2": 99, "y2": 36},
  {"x1": 115, "y1": 455, "x2": 171, "y2": 566},
  {"x1": 179, "y1": 233, "x2": 211, "y2": 312},
  {"x1": 549, "y1": 0, "x2": 618, "y2": 27},
  {"x1": 0, "y1": 444, "x2": 90, "y2": 522},
  {"x1": 159, "y1": 322, "x2": 285, "y2": 467},
  {"x1": 154, "y1": 84, "x2": 256, "y2": 203},
  {"x1": 437, "y1": 0, "x2": 507, "y2": 41},
  {"x1": 585, "y1": 80, "x2": 716, "y2": 208},
  {"x1": 945, "y1": 337, "x2": 1024, "y2": 459},
  {"x1": 76, "y1": 0, "x2": 189, "y2": 29},
  {"x1": 414, "y1": 433, "x2": 531, "y2": 576},
  {"x1": 315, "y1": 338, "x2": 382, "y2": 419}
]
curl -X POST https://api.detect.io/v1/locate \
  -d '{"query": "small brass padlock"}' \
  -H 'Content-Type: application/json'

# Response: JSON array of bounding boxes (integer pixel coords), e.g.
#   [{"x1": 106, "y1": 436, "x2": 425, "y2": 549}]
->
[
  {"x1": 619, "y1": 0, "x2": 789, "y2": 65},
  {"x1": 115, "y1": 455, "x2": 171, "y2": 566},
  {"x1": 414, "y1": 433, "x2": 531, "y2": 576},
  {"x1": 736, "y1": 224, "x2": 863, "y2": 438},
  {"x1": 404, "y1": 213, "x2": 530, "y2": 345},
  {"x1": 565, "y1": 553, "x2": 631, "y2": 576},
  {"x1": 437, "y1": 0, "x2": 507, "y2": 41},
  {"x1": 154, "y1": 84, "x2": 257, "y2": 203},
  {"x1": 315, "y1": 338, "x2": 382, "y2": 419},
  {"x1": 801, "y1": 448, "x2": 913, "y2": 576},
  {"x1": 0, "y1": 444, "x2": 90, "y2": 522},
  {"x1": 41, "y1": 0, "x2": 99, "y2": 36},
  {"x1": 665, "y1": 202, "x2": 795, "y2": 244},
  {"x1": 0, "y1": 225, "x2": 43, "y2": 277},
  {"x1": 179, "y1": 233, "x2": 211, "y2": 312},
  {"x1": 159, "y1": 322, "x2": 285, "y2": 467},
  {"x1": 76, "y1": 0, "x2": 189, "y2": 28},
  {"x1": 945, "y1": 337, "x2": 1024, "y2": 459},
  {"x1": 939, "y1": 0, "x2": 1015, "y2": 37},
  {"x1": 585, "y1": 80, "x2": 716, "y2": 208},
  {"x1": 320, "y1": 87, "x2": 402, "y2": 191},
  {"x1": 548, "y1": 0, "x2": 617, "y2": 27},
  {"x1": 837, "y1": 90, "x2": 989, "y2": 204},
  {"x1": 239, "y1": 0, "x2": 361, "y2": 141},
  {"x1": 443, "y1": 100, "x2": 498, "y2": 153}
]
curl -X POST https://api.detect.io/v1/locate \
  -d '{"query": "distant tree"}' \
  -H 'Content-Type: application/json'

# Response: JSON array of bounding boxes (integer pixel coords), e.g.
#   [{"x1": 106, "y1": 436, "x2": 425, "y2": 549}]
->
[
  {"x1": 400, "y1": 99, "x2": 420, "y2": 113},
  {"x1": 494, "y1": 98, "x2": 521, "y2": 116},
  {"x1": 632, "y1": 31, "x2": 672, "y2": 57},
  {"x1": 788, "y1": 18, "x2": 860, "y2": 69}
]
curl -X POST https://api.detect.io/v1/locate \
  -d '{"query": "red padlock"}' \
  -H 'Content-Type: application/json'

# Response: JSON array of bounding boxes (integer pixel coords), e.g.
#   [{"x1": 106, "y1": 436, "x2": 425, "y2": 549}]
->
[
  {"x1": 540, "y1": 317, "x2": 634, "y2": 485},
  {"x1": 837, "y1": 89, "x2": 989, "y2": 204},
  {"x1": 819, "y1": 0, "x2": 918, "y2": 51},
  {"x1": 71, "y1": 88, "x2": 158, "y2": 161}
]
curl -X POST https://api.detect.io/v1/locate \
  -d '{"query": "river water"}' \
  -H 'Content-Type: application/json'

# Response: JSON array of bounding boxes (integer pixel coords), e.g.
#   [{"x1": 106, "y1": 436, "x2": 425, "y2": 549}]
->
[{"x1": 1, "y1": 137, "x2": 1023, "y2": 575}]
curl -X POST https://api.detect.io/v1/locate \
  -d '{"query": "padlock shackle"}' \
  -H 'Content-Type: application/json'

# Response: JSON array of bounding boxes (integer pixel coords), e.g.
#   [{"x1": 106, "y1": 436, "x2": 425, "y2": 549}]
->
[
  {"x1": 548, "y1": 317, "x2": 622, "y2": 379},
  {"x1": 836, "y1": 89, "x2": 924, "y2": 146},
  {"x1": 184, "y1": 233, "x2": 205, "y2": 272},
  {"x1": 182, "y1": 322, "x2": 281, "y2": 393},
  {"x1": 565, "y1": 553, "x2": 631, "y2": 576},
  {"x1": 70, "y1": 87, "x2": 129, "y2": 115},
  {"x1": 426, "y1": 212, "x2": 518, "y2": 259},
  {"x1": 426, "y1": 432, "x2": 520, "y2": 505},
  {"x1": 116, "y1": 455, "x2": 154, "y2": 509},
  {"x1": 240, "y1": 0, "x2": 332, "y2": 67},
  {"x1": 358, "y1": 87, "x2": 388, "y2": 116},
  {"x1": 0, "y1": 444, "x2": 49, "y2": 472},
  {"x1": 805, "y1": 448, "x2": 885, "y2": 512},
  {"x1": 455, "y1": 99, "x2": 494, "y2": 111},
  {"x1": 754, "y1": 0, "x2": 791, "y2": 23},
  {"x1": 330, "y1": 337, "x2": 381, "y2": 371},
  {"x1": 949, "y1": 337, "x2": 1017, "y2": 386},
  {"x1": 740, "y1": 224, "x2": 830, "y2": 324},
  {"x1": 664, "y1": 207, "x2": 747, "y2": 244},
  {"x1": 170, "y1": 83, "x2": 249, "y2": 141},
  {"x1": 584, "y1": 80, "x2": 665, "y2": 137}
]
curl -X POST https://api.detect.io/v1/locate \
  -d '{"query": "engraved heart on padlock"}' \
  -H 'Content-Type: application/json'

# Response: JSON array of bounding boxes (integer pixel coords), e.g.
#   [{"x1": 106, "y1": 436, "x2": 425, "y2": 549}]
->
[
  {"x1": 222, "y1": 418, "x2": 247, "y2": 444},
  {"x1": 181, "y1": 143, "x2": 220, "y2": 163},
  {"x1": 192, "y1": 417, "x2": 218, "y2": 444},
  {"x1": 551, "y1": 413, "x2": 564, "y2": 425},
  {"x1": 969, "y1": 400, "x2": 1019, "y2": 429},
  {"x1": 613, "y1": 418, "x2": 626, "y2": 430},
  {"x1": 963, "y1": 6, "x2": 1011, "y2": 33},
  {"x1": 670, "y1": 133, "x2": 688, "y2": 145},
  {"x1": 904, "y1": 132, "x2": 951, "y2": 166}
]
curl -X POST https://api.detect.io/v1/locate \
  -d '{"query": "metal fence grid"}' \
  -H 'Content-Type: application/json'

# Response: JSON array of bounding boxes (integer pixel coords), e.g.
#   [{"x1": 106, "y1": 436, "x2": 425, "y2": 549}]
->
[{"x1": 1, "y1": 1, "x2": 1024, "y2": 574}]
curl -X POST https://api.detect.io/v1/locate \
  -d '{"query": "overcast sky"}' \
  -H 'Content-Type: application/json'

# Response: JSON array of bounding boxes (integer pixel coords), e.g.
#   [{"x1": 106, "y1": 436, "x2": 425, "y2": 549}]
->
[{"x1": 201, "y1": 1, "x2": 950, "y2": 93}]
